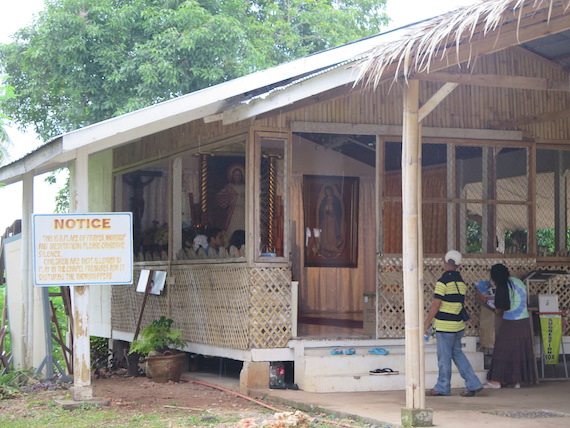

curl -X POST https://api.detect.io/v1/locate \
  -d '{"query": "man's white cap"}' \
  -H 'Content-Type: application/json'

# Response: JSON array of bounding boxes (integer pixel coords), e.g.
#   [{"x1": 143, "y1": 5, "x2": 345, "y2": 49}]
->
[{"x1": 444, "y1": 250, "x2": 462, "y2": 266}]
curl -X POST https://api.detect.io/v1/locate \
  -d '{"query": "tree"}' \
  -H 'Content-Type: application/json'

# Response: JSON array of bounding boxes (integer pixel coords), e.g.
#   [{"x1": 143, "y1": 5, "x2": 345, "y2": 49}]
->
[
  {"x1": 0, "y1": 77, "x2": 15, "y2": 162},
  {"x1": 0, "y1": 0, "x2": 388, "y2": 141}
]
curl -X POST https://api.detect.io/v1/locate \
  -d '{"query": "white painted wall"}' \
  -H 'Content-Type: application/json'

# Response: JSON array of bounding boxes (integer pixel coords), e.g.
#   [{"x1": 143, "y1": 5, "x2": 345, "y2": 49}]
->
[{"x1": 87, "y1": 150, "x2": 114, "y2": 338}]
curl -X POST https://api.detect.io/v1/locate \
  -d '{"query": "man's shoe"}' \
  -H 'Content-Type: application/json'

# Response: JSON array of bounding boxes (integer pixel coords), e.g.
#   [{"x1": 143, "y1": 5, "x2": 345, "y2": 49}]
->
[{"x1": 460, "y1": 387, "x2": 482, "y2": 397}]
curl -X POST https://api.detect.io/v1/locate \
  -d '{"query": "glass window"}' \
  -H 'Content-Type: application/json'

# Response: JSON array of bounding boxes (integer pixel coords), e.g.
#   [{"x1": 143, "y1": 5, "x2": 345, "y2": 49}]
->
[
  {"x1": 536, "y1": 149, "x2": 570, "y2": 257},
  {"x1": 380, "y1": 141, "x2": 531, "y2": 256},
  {"x1": 119, "y1": 162, "x2": 169, "y2": 259},
  {"x1": 178, "y1": 140, "x2": 247, "y2": 258},
  {"x1": 257, "y1": 135, "x2": 286, "y2": 258}
]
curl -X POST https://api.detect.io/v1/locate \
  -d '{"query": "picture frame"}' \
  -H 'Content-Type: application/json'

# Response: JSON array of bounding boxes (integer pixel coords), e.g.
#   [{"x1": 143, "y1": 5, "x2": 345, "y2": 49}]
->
[{"x1": 303, "y1": 175, "x2": 359, "y2": 267}]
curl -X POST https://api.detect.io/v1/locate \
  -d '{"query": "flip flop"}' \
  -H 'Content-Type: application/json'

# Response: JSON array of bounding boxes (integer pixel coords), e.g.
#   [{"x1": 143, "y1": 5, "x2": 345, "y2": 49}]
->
[
  {"x1": 426, "y1": 389, "x2": 445, "y2": 396},
  {"x1": 369, "y1": 368, "x2": 399, "y2": 375},
  {"x1": 344, "y1": 348, "x2": 356, "y2": 355},
  {"x1": 368, "y1": 347, "x2": 389, "y2": 355},
  {"x1": 483, "y1": 382, "x2": 501, "y2": 389},
  {"x1": 330, "y1": 348, "x2": 343, "y2": 355}
]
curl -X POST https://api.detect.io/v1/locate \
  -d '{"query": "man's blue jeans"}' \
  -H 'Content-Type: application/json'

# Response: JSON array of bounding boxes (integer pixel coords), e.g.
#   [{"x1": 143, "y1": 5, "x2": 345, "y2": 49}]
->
[{"x1": 434, "y1": 330, "x2": 482, "y2": 395}]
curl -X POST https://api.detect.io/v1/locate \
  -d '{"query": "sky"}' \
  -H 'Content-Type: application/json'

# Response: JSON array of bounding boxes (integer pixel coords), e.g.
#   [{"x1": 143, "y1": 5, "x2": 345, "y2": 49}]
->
[{"x1": 0, "y1": 0, "x2": 478, "y2": 230}]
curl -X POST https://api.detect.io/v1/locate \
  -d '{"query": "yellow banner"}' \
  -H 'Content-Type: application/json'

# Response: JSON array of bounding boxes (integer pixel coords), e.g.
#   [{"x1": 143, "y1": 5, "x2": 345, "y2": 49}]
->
[{"x1": 540, "y1": 317, "x2": 562, "y2": 365}]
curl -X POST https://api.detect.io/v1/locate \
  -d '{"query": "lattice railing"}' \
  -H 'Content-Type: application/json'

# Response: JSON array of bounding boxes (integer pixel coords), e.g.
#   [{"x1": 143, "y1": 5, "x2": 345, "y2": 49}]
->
[
  {"x1": 111, "y1": 264, "x2": 292, "y2": 350},
  {"x1": 248, "y1": 267, "x2": 292, "y2": 348},
  {"x1": 377, "y1": 256, "x2": 539, "y2": 338}
]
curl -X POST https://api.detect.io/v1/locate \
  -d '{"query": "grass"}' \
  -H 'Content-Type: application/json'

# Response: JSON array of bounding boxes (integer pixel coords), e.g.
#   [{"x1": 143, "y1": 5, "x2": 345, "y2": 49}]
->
[{"x1": 0, "y1": 397, "x2": 248, "y2": 428}]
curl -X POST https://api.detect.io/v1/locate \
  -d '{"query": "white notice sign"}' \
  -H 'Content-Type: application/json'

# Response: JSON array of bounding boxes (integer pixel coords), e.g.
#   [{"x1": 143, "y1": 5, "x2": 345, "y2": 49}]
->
[{"x1": 33, "y1": 213, "x2": 133, "y2": 286}]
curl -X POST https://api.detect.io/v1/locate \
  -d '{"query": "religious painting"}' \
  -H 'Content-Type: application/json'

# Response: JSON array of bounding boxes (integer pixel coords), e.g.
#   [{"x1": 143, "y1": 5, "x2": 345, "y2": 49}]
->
[
  {"x1": 207, "y1": 156, "x2": 246, "y2": 237},
  {"x1": 303, "y1": 175, "x2": 359, "y2": 267}
]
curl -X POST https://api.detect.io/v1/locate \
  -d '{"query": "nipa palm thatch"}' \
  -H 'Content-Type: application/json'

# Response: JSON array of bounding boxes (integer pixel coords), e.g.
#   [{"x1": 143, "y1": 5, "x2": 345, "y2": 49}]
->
[{"x1": 357, "y1": 0, "x2": 569, "y2": 88}]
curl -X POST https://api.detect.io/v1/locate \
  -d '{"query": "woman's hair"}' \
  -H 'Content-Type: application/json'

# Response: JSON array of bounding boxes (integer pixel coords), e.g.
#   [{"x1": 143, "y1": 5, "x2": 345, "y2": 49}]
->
[
  {"x1": 229, "y1": 229, "x2": 245, "y2": 249},
  {"x1": 490, "y1": 263, "x2": 510, "y2": 287},
  {"x1": 491, "y1": 263, "x2": 511, "y2": 311}
]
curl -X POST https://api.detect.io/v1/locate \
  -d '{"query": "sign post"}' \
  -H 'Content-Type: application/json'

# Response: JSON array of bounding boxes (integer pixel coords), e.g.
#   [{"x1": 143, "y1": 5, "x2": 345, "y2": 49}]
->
[{"x1": 32, "y1": 213, "x2": 133, "y2": 401}]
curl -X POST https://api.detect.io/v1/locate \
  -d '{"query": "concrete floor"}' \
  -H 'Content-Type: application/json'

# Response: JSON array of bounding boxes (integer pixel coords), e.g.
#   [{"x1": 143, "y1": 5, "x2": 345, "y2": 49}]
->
[{"x1": 188, "y1": 371, "x2": 570, "y2": 428}]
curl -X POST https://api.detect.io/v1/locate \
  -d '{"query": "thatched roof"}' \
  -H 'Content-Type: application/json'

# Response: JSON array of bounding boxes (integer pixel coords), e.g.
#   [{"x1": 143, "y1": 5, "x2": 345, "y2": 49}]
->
[{"x1": 357, "y1": 0, "x2": 570, "y2": 87}]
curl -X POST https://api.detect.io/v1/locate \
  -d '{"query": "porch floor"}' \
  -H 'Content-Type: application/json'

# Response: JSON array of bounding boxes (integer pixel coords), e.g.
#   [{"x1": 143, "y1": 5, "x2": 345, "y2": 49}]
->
[
  {"x1": 184, "y1": 370, "x2": 570, "y2": 428},
  {"x1": 298, "y1": 311, "x2": 367, "y2": 338}
]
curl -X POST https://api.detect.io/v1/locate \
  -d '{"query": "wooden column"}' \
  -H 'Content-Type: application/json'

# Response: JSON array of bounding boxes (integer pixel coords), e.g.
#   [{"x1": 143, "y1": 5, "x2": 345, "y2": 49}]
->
[
  {"x1": 21, "y1": 172, "x2": 34, "y2": 368},
  {"x1": 71, "y1": 149, "x2": 93, "y2": 400},
  {"x1": 416, "y1": 122, "x2": 426, "y2": 409},
  {"x1": 402, "y1": 79, "x2": 422, "y2": 408},
  {"x1": 401, "y1": 79, "x2": 432, "y2": 427}
]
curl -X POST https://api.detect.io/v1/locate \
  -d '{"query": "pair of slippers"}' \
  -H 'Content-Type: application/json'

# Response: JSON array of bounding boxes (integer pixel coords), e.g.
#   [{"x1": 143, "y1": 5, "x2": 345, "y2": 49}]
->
[
  {"x1": 369, "y1": 368, "x2": 398, "y2": 375},
  {"x1": 368, "y1": 347, "x2": 389, "y2": 355},
  {"x1": 330, "y1": 348, "x2": 356, "y2": 355}
]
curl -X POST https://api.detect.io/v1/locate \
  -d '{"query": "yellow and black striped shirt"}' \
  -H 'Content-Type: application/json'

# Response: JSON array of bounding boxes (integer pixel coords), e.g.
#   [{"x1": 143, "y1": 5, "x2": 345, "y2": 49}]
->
[{"x1": 433, "y1": 270, "x2": 466, "y2": 333}]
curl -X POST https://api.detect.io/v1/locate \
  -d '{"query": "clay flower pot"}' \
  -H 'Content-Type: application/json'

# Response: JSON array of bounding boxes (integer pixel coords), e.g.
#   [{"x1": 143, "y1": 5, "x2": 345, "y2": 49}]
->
[{"x1": 146, "y1": 351, "x2": 186, "y2": 383}]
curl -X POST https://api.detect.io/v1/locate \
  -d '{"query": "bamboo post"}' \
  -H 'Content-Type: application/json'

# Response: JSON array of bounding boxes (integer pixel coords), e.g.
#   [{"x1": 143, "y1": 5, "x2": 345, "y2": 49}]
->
[
  {"x1": 416, "y1": 122, "x2": 425, "y2": 409},
  {"x1": 401, "y1": 80, "x2": 431, "y2": 426},
  {"x1": 402, "y1": 79, "x2": 421, "y2": 406}
]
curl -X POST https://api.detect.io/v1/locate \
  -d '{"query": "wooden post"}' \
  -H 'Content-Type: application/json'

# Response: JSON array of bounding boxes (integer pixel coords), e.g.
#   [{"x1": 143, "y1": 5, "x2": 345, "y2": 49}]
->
[
  {"x1": 402, "y1": 79, "x2": 421, "y2": 408},
  {"x1": 21, "y1": 172, "x2": 34, "y2": 369},
  {"x1": 401, "y1": 79, "x2": 432, "y2": 427},
  {"x1": 71, "y1": 149, "x2": 92, "y2": 401},
  {"x1": 416, "y1": 122, "x2": 425, "y2": 410}
]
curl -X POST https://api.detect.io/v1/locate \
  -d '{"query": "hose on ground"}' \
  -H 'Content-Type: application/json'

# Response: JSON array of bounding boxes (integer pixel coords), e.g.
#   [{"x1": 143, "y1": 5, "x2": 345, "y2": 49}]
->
[{"x1": 180, "y1": 376, "x2": 359, "y2": 427}]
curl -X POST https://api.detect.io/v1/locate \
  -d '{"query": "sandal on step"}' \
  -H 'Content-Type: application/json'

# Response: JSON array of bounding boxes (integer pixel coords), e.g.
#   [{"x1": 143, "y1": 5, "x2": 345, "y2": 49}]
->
[
  {"x1": 368, "y1": 347, "x2": 389, "y2": 355},
  {"x1": 330, "y1": 348, "x2": 343, "y2": 355},
  {"x1": 369, "y1": 368, "x2": 399, "y2": 375},
  {"x1": 344, "y1": 348, "x2": 356, "y2": 355}
]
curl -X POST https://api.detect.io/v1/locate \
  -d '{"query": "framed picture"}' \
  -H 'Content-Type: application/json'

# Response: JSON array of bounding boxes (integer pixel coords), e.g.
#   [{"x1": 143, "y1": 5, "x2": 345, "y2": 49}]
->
[{"x1": 303, "y1": 175, "x2": 359, "y2": 267}]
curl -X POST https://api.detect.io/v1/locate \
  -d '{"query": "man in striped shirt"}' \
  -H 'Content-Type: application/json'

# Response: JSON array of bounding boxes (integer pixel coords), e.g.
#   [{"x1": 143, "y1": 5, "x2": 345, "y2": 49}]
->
[{"x1": 424, "y1": 250, "x2": 483, "y2": 397}]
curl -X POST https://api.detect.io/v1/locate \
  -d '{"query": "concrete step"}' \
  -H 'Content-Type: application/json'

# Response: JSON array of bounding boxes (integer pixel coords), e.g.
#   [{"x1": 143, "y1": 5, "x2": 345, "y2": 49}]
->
[
  {"x1": 301, "y1": 369, "x2": 488, "y2": 393},
  {"x1": 291, "y1": 337, "x2": 486, "y2": 393},
  {"x1": 302, "y1": 348, "x2": 484, "y2": 374}
]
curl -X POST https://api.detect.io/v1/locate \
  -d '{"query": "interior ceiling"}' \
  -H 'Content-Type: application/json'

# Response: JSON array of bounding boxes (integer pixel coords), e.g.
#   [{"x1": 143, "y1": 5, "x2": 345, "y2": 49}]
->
[{"x1": 522, "y1": 29, "x2": 570, "y2": 69}]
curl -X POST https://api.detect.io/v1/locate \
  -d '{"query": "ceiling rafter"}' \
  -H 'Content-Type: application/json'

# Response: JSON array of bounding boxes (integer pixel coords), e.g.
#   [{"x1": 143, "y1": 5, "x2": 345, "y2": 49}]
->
[
  {"x1": 488, "y1": 108, "x2": 570, "y2": 129},
  {"x1": 414, "y1": 71, "x2": 570, "y2": 91}
]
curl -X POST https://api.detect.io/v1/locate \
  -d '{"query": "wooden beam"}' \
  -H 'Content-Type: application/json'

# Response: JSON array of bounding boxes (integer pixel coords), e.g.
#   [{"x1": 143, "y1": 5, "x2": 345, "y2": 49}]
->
[
  {"x1": 419, "y1": 83, "x2": 459, "y2": 122},
  {"x1": 488, "y1": 108, "x2": 570, "y2": 129},
  {"x1": 414, "y1": 71, "x2": 570, "y2": 92},
  {"x1": 291, "y1": 121, "x2": 523, "y2": 141}
]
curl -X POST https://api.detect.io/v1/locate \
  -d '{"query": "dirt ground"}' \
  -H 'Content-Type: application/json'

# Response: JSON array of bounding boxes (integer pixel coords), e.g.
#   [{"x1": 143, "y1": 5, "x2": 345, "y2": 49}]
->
[
  {"x1": 0, "y1": 372, "x2": 357, "y2": 427},
  {"x1": 92, "y1": 374, "x2": 265, "y2": 414}
]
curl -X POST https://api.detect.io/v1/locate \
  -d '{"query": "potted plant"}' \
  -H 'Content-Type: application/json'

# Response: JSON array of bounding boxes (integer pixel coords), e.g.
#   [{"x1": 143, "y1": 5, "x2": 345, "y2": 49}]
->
[{"x1": 129, "y1": 316, "x2": 187, "y2": 382}]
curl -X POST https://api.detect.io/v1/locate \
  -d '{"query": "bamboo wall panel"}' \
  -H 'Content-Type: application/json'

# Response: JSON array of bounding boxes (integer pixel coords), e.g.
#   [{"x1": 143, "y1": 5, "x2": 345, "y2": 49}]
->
[
  {"x1": 256, "y1": 48, "x2": 570, "y2": 142},
  {"x1": 113, "y1": 119, "x2": 249, "y2": 171},
  {"x1": 377, "y1": 257, "x2": 540, "y2": 338},
  {"x1": 111, "y1": 264, "x2": 292, "y2": 349}
]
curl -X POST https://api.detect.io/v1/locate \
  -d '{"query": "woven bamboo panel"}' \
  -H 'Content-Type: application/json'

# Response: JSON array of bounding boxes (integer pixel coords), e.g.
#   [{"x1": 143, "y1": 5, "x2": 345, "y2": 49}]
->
[
  {"x1": 377, "y1": 256, "x2": 537, "y2": 338},
  {"x1": 111, "y1": 264, "x2": 292, "y2": 350},
  {"x1": 248, "y1": 267, "x2": 292, "y2": 349}
]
